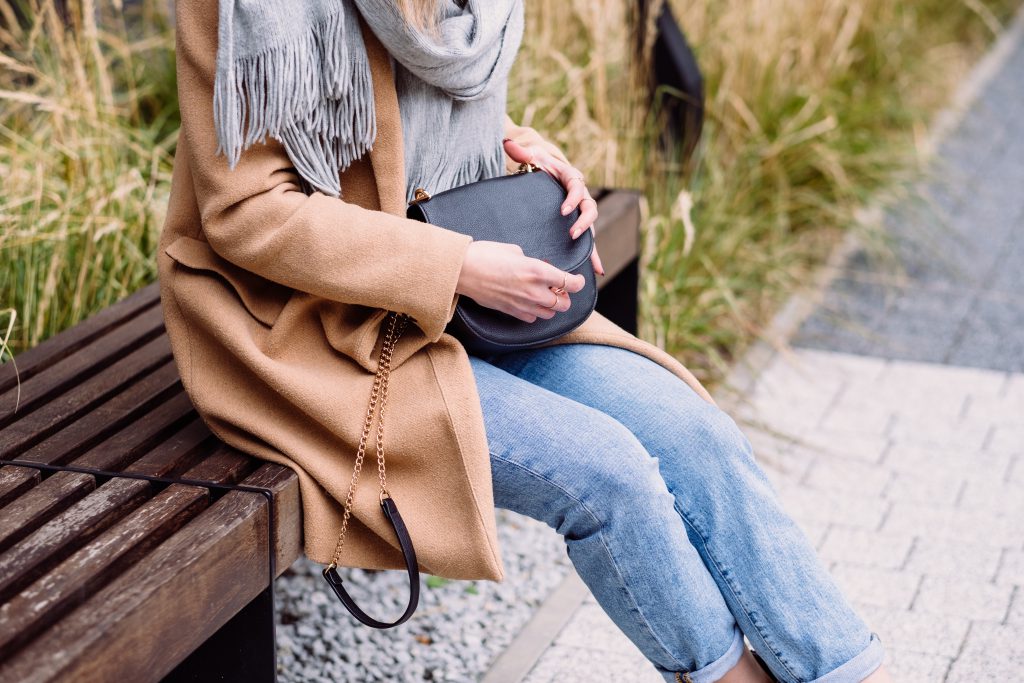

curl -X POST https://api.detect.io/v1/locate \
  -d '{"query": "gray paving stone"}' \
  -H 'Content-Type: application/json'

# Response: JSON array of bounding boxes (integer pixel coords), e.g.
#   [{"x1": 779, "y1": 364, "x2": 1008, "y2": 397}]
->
[
  {"x1": 904, "y1": 537, "x2": 1003, "y2": 582},
  {"x1": 788, "y1": 431, "x2": 890, "y2": 465},
  {"x1": 881, "y1": 443, "x2": 1014, "y2": 482},
  {"x1": 802, "y1": 457, "x2": 893, "y2": 497},
  {"x1": 887, "y1": 415, "x2": 991, "y2": 451},
  {"x1": 996, "y1": 550, "x2": 1024, "y2": 588},
  {"x1": 551, "y1": 603, "x2": 639, "y2": 654},
  {"x1": 773, "y1": 481, "x2": 889, "y2": 531},
  {"x1": 883, "y1": 649, "x2": 953, "y2": 683},
  {"x1": 829, "y1": 565, "x2": 922, "y2": 610},
  {"x1": 875, "y1": 360, "x2": 1008, "y2": 398},
  {"x1": 858, "y1": 604, "x2": 970, "y2": 657},
  {"x1": 881, "y1": 502, "x2": 1021, "y2": 546},
  {"x1": 911, "y1": 575, "x2": 1014, "y2": 621},
  {"x1": 1007, "y1": 588, "x2": 1023, "y2": 623},
  {"x1": 946, "y1": 296, "x2": 1024, "y2": 373},
  {"x1": 882, "y1": 469, "x2": 968, "y2": 505},
  {"x1": 946, "y1": 622, "x2": 1024, "y2": 682},
  {"x1": 522, "y1": 643, "x2": 661, "y2": 683},
  {"x1": 988, "y1": 424, "x2": 1024, "y2": 453},
  {"x1": 989, "y1": 233, "x2": 1024, "y2": 296},
  {"x1": 956, "y1": 480, "x2": 1024, "y2": 517},
  {"x1": 817, "y1": 527, "x2": 914, "y2": 570}
]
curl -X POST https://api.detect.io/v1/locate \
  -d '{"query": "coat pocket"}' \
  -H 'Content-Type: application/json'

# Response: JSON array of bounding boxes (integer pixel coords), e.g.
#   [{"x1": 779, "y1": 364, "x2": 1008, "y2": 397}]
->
[{"x1": 163, "y1": 235, "x2": 293, "y2": 328}]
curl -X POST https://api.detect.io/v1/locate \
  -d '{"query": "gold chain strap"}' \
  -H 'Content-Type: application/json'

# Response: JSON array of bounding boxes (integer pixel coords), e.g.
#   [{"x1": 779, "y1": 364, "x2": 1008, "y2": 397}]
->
[{"x1": 327, "y1": 310, "x2": 410, "y2": 571}]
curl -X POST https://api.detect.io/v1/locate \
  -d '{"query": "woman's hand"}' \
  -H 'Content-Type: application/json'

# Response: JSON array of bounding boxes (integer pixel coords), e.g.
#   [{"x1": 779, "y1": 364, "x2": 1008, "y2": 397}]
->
[
  {"x1": 501, "y1": 136, "x2": 605, "y2": 277},
  {"x1": 456, "y1": 241, "x2": 587, "y2": 323}
]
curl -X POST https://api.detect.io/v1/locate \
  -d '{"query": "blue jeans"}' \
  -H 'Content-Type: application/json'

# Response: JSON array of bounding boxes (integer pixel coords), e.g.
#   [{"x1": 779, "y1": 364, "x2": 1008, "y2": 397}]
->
[{"x1": 469, "y1": 343, "x2": 885, "y2": 683}]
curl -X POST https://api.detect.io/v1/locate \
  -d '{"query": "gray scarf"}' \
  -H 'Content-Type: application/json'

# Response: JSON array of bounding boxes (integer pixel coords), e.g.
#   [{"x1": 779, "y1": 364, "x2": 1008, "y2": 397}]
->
[{"x1": 213, "y1": 0, "x2": 524, "y2": 202}]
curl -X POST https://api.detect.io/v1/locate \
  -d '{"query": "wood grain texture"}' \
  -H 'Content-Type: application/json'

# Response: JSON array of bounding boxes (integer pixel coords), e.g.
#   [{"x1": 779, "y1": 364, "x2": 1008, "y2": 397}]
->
[
  {"x1": 0, "y1": 483, "x2": 210, "y2": 661},
  {"x1": 0, "y1": 471, "x2": 96, "y2": 553},
  {"x1": 0, "y1": 489, "x2": 270, "y2": 683},
  {"x1": 0, "y1": 478, "x2": 151, "y2": 604},
  {"x1": 0, "y1": 284, "x2": 160, "y2": 396}
]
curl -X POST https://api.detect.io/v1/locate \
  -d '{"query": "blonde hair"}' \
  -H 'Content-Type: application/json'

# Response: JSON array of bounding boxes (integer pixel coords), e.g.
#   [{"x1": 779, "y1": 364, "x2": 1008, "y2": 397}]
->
[{"x1": 394, "y1": 0, "x2": 440, "y2": 33}]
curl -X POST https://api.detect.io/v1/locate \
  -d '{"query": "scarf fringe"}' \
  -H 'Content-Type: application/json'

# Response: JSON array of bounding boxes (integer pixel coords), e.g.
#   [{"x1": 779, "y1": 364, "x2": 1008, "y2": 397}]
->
[{"x1": 213, "y1": 5, "x2": 376, "y2": 197}]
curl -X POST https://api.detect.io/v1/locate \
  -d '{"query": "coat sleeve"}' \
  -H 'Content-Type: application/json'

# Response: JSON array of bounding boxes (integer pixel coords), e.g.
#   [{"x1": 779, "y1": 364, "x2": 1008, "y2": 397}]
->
[{"x1": 173, "y1": 0, "x2": 473, "y2": 343}]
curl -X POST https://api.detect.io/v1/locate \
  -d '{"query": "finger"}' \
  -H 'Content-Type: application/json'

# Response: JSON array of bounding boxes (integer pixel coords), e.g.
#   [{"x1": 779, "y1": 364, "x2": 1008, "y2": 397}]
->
[
  {"x1": 532, "y1": 302, "x2": 558, "y2": 320},
  {"x1": 536, "y1": 262, "x2": 585, "y2": 294},
  {"x1": 503, "y1": 138, "x2": 540, "y2": 167},
  {"x1": 569, "y1": 198, "x2": 598, "y2": 239},
  {"x1": 560, "y1": 176, "x2": 586, "y2": 216},
  {"x1": 591, "y1": 245, "x2": 605, "y2": 276}
]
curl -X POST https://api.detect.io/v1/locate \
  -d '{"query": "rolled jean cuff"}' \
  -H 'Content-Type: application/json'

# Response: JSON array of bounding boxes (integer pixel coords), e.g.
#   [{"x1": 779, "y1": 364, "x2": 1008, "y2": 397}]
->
[
  {"x1": 659, "y1": 624, "x2": 745, "y2": 683},
  {"x1": 808, "y1": 631, "x2": 886, "y2": 683}
]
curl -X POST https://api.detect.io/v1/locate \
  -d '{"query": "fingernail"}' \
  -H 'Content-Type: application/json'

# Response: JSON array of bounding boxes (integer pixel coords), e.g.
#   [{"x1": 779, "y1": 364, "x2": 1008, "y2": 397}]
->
[
  {"x1": 561, "y1": 204, "x2": 571, "y2": 215},
  {"x1": 502, "y1": 137, "x2": 512, "y2": 143}
]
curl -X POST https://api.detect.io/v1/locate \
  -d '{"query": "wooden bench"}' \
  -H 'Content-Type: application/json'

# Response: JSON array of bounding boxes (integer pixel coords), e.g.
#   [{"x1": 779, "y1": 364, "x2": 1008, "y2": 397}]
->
[{"x1": 0, "y1": 188, "x2": 640, "y2": 683}]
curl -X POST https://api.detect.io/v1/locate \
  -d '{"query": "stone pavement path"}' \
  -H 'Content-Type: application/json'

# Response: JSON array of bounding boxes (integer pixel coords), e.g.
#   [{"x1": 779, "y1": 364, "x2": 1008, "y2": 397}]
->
[{"x1": 503, "y1": 15, "x2": 1024, "y2": 683}]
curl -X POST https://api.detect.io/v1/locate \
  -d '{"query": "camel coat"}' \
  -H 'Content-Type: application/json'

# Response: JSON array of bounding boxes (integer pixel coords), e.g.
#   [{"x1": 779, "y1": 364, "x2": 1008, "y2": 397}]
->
[{"x1": 158, "y1": 0, "x2": 715, "y2": 582}]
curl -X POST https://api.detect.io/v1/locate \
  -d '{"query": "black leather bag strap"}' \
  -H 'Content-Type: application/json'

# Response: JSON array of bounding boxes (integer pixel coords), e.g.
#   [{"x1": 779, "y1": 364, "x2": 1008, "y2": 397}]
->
[{"x1": 322, "y1": 495, "x2": 420, "y2": 629}]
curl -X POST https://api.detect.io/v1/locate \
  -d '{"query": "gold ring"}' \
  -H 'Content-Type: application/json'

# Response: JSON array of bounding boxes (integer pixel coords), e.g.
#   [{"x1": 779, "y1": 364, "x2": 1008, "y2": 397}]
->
[
  {"x1": 545, "y1": 291, "x2": 559, "y2": 309},
  {"x1": 550, "y1": 272, "x2": 567, "y2": 296}
]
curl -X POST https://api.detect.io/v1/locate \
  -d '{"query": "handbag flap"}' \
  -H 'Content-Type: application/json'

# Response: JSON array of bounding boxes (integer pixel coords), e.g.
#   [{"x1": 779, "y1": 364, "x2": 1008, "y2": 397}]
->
[{"x1": 406, "y1": 170, "x2": 593, "y2": 272}]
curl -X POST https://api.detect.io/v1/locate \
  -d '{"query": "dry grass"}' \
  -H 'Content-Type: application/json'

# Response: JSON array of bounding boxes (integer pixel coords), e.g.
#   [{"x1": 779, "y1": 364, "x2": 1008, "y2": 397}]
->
[
  {"x1": 0, "y1": 0, "x2": 176, "y2": 358},
  {"x1": 1, "y1": 0, "x2": 1019, "y2": 381}
]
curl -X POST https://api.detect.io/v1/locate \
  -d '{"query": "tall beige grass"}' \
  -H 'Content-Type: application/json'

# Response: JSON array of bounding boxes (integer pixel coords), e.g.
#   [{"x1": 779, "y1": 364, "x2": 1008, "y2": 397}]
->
[
  {"x1": 0, "y1": 0, "x2": 176, "y2": 358},
  {"x1": 1, "y1": 0, "x2": 1018, "y2": 380}
]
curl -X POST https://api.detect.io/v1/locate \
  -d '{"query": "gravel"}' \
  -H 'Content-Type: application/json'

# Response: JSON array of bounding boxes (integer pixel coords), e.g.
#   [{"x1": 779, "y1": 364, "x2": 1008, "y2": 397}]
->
[{"x1": 274, "y1": 508, "x2": 574, "y2": 682}]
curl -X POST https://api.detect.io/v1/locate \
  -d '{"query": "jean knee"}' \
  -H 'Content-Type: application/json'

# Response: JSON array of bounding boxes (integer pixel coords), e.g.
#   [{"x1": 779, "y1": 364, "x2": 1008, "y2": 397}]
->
[{"x1": 570, "y1": 415, "x2": 675, "y2": 522}]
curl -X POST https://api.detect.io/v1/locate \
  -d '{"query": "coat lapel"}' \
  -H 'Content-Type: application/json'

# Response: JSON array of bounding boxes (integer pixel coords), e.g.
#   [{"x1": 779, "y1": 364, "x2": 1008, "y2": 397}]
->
[{"x1": 360, "y1": 16, "x2": 408, "y2": 217}]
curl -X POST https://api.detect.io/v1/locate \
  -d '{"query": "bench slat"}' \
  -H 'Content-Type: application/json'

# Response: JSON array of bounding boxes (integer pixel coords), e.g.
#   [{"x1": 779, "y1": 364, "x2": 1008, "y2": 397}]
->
[
  {"x1": 0, "y1": 304, "x2": 166, "y2": 427},
  {"x1": 70, "y1": 392, "x2": 197, "y2": 472},
  {"x1": 0, "y1": 284, "x2": 160, "y2": 396},
  {"x1": 16, "y1": 361, "x2": 182, "y2": 466},
  {"x1": 0, "y1": 472, "x2": 96, "y2": 554},
  {"x1": 241, "y1": 463, "x2": 303, "y2": 580},
  {"x1": 0, "y1": 478, "x2": 152, "y2": 604},
  {"x1": 0, "y1": 335, "x2": 172, "y2": 457},
  {"x1": 181, "y1": 445, "x2": 260, "y2": 485},
  {"x1": 0, "y1": 466, "x2": 41, "y2": 508},
  {"x1": 0, "y1": 483, "x2": 210, "y2": 662},
  {"x1": 125, "y1": 418, "x2": 221, "y2": 479},
  {"x1": 0, "y1": 487, "x2": 271, "y2": 683}
]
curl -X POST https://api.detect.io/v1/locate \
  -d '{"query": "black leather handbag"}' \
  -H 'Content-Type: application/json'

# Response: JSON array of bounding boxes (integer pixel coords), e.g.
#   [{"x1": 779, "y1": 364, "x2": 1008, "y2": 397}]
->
[{"x1": 407, "y1": 162, "x2": 598, "y2": 356}]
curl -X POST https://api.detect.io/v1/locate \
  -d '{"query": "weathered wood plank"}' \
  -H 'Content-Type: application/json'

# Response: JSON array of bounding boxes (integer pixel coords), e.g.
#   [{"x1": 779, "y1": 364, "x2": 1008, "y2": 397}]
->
[
  {"x1": 0, "y1": 477, "x2": 151, "y2": 604},
  {"x1": 181, "y1": 444, "x2": 259, "y2": 485},
  {"x1": 15, "y1": 361, "x2": 182, "y2": 466},
  {"x1": 124, "y1": 418, "x2": 220, "y2": 479},
  {"x1": 0, "y1": 466, "x2": 41, "y2": 508},
  {"x1": 593, "y1": 190, "x2": 641, "y2": 284},
  {"x1": 0, "y1": 488, "x2": 270, "y2": 683},
  {"x1": 241, "y1": 463, "x2": 303, "y2": 579},
  {"x1": 0, "y1": 284, "x2": 160, "y2": 396},
  {"x1": 0, "y1": 472, "x2": 96, "y2": 553},
  {"x1": 0, "y1": 335, "x2": 172, "y2": 458},
  {"x1": 0, "y1": 483, "x2": 210, "y2": 661},
  {"x1": 0, "y1": 304, "x2": 166, "y2": 428}
]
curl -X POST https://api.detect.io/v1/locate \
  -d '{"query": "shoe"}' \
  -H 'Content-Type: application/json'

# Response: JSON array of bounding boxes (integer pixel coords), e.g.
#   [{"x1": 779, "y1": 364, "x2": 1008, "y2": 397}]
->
[{"x1": 750, "y1": 648, "x2": 780, "y2": 682}]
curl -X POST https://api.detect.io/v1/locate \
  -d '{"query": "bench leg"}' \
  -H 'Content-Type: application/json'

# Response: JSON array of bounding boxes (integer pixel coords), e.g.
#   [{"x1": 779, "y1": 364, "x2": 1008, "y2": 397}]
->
[
  {"x1": 162, "y1": 586, "x2": 277, "y2": 683},
  {"x1": 595, "y1": 257, "x2": 639, "y2": 336}
]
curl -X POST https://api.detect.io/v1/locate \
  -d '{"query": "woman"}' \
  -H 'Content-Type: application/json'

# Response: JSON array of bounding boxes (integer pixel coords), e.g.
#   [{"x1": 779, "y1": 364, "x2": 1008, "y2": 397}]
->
[{"x1": 157, "y1": 0, "x2": 892, "y2": 681}]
